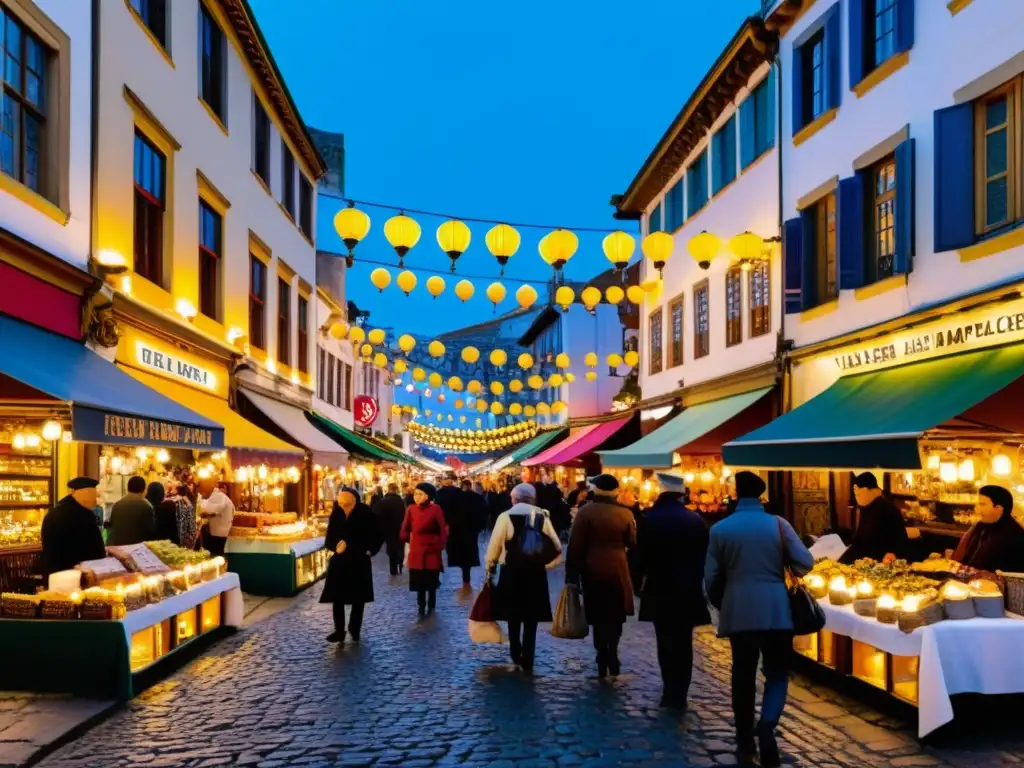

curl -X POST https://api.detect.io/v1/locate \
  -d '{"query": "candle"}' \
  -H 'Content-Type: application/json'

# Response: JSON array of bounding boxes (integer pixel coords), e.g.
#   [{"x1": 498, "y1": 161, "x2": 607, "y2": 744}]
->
[
  {"x1": 806, "y1": 574, "x2": 825, "y2": 589},
  {"x1": 901, "y1": 595, "x2": 921, "y2": 612},
  {"x1": 877, "y1": 594, "x2": 897, "y2": 609},
  {"x1": 856, "y1": 580, "x2": 873, "y2": 597},
  {"x1": 942, "y1": 582, "x2": 969, "y2": 599},
  {"x1": 829, "y1": 576, "x2": 847, "y2": 591}
]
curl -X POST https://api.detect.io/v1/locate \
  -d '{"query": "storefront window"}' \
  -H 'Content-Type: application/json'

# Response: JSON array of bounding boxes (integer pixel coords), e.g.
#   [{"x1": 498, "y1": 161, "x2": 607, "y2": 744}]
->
[
  {"x1": 726, "y1": 267, "x2": 742, "y2": 347},
  {"x1": 648, "y1": 308, "x2": 663, "y2": 375},
  {"x1": 814, "y1": 192, "x2": 838, "y2": 303},
  {"x1": 0, "y1": 421, "x2": 52, "y2": 559},
  {"x1": 749, "y1": 261, "x2": 770, "y2": 337},
  {"x1": 669, "y1": 294, "x2": 683, "y2": 367},
  {"x1": 694, "y1": 280, "x2": 710, "y2": 359},
  {"x1": 249, "y1": 255, "x2": 266, "y2": 349}
]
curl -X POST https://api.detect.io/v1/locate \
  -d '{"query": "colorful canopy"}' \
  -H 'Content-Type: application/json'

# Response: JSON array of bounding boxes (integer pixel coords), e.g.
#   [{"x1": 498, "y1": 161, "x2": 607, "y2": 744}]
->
[
  {"x1": 522, "y1": 417, "x2": 631, "y2": 467},
  {"x1": 307, "y1": 411, "x2": 414, "y2": 464},
  {"x1": 723, "y1": 346, "x2": 1024, "y2": 471},
  {"x1": 239, "y1": 388, "x2": 347, "y2": 467},
  {"x1": 479, "y1": 428, "x2": 568, "y2": 473},
  {"x1": 599, "y1": 387, "x2": 772, "y2": 469}
]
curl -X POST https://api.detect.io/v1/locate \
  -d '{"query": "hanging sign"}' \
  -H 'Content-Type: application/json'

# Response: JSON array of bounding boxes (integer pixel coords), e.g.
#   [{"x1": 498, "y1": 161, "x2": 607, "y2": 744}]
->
[{"x1": 353, "y1": 395, "x2": 379, "y2": 428}]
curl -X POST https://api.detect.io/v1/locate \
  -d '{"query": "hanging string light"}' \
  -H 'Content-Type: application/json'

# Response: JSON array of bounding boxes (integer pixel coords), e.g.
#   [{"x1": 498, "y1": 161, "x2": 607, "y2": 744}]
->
[
  {"x1": 398, "y1": 334, "x2": 416, "y2": 353},
  {"x1": 396, "y1": 270, "x2": 417, "y2": 296},
  {"x1": 624, "y1": 350, "x2": 640, "y2": 368},
  {"x1": 555, "y1": 353, "x2": 571, "y2": 369},
  {"x1": 626, "y1": 285, "x2": 646, "y2": 305},
  {"x1": 538, "y1": 229, "x2": 579, "y2": 278},
  {"x1": 455, "y1": 279, "x2": 475, "y2": 302},
  {"x1": 383, "y1": 213, "x2": 421, "y2": 269},
  {"x1": 461, "y1": 346, "x2": 480, "y2": 364},
  {"x1": 555, "y1": 285, "x2": 575, "y2": 311},
  {"x1": 688, "y1": 230, "x2": 721, "y2": 270},
  {"x1": 509, "y1": 379, "x2": 524, "y2": 393},
  {"x1": 436, "y1": 219, "x2": 472, "y2": 272},
  {"x1": 581, "y1": 286, "x2": 601, "y2": 311},
  {"x1": 486, "y1": 223, "x2": 520, "y2": 276},
  {"x1": 518, "y1": 353, "x2": 534, "y2": 370},
  {"x1": 489, "y1": 349, "x2": 507, "y2": 367},
  {"x1": 642, "y1": 231, "x2": 675, "y2": 277},
  {"x1": 348, "y1": 326, "x2": 366, "y2": 345},
  {"x1": 602, "y1": 230, "x2": 635, "y2": 271},
  {"x1": 393, "y1": 359, "x2": 408, "y2": 374},
  {"x1": 605, "y1": 285, "x2": 625, "y2": 305},
  {"x1": 370, "y1": 268, "x2": 391, "y2": 292},
  {"x1": 368, "y1": 328, "x2": 386, "y2": 345},
  {"x1": 428, "y1": 340, "x2": 446, "y2": 358},
  {"x1": 448, "y1": 376, "x2": 464, "y2": 392},
  {"x1": 516, "y1": 284, "x2": 538, "y2": 310},
  {"x1": 329, "y1": 320, "x2": 348, "y2": 339},
  {"x1": 373, "y1": 352, "x2": 388, "y2": 368},
  {"x1": 486, "y1": 282, "x2": 506, "y2": 310},
  {"x1": 426, "y1": 275, "x2": 446, "y2": 299},
  {"x1": 333, "y1": 203, "x2": 371, "y2": 267},
  {"x1": 428, "y1": 372, "x2": 443, "y2": 388}
]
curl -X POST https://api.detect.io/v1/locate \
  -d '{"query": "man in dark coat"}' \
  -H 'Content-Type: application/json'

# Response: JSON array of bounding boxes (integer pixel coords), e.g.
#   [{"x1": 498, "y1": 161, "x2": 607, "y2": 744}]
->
[
  {"x1": 443, "y1": 480, "x2": 484, "y2": 587},
  {"x1": 839, "y1": 472, "x2": 909, "y2": 564},
  {"x1": 565, "y1": 474, "x2": 637, "y2": 678},
  {"x1": 320, "y1": 488, "x2": 382, "y2": 644},
  {"x1": 373, "y1": 483, "x2": 407, "y2": 575},
  {"x1": 41, "y1": 477, "x2": 106, "y2": 578},
  {"x1": 638, "y1": 471, "x2": 711, "y2": 709}
]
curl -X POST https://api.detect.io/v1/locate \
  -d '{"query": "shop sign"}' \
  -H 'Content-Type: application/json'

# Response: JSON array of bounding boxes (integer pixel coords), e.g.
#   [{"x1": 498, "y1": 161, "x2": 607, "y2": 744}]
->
[
  {"x1": 135, "y1": 341, "x2": 216, "y2": 390},
  {"x1": 824, "y1": 296, "x2": 1024, "y2": 376},
  {"x1": 72, "y1": 406, "x2": 225, "y2": 449},
  {"x1": 353, "y1": 395, "x2": 379, "y2": 428}
]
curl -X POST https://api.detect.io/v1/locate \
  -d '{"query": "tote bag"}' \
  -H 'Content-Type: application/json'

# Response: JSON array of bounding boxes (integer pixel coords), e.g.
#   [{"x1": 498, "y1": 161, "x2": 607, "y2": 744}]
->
[
  {"x1": 777, "y1": 519, "x2": 825, "y2": 636},
  {"x1": 550, "y1": 584, "x2": 588, "y2": 639}
]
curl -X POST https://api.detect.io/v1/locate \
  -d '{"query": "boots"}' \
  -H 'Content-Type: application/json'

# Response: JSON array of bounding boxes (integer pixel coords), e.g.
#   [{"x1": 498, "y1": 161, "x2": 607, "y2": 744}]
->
[
  {"x1": 427, "y1": 589, "x2": 437, "y2": 614},
  {"x1": 757, "y1": 722, "x2": 780, "y2": 768}
]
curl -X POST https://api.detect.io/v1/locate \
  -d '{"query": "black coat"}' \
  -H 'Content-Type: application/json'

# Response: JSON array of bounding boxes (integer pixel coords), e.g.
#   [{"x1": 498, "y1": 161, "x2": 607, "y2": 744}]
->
[
  {"x1": 442, "y1": 488, "x2": 484, "y2": 568},
  {"x1": 41, "y1": 495, "x2": 106, "y2": 577},
  {"x1": 319, "y1": 502, "x2": 382, "y2": 605},
  {"x1": 839, "y1": 496, "x2": 909, "y2": 564},
  {"x1": 154, "y1": 501, "x2": 181, "y2": 545},
  {"x1": 637, "y1": 494, "x2": 712, "y2": 627},
  {"x1": 372, "y1": 493, "x2": 407, "y2": 559}
]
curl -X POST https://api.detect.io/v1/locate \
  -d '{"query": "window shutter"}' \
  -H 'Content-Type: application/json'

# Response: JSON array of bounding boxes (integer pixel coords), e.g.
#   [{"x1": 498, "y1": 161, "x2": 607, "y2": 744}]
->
[
  {"x1": 933, "y1": 104, "x2": 974, "y2": 252},
  {"x1": 766, "y1": 67, "x2": 776, "y2": 149},
  {"x1": 725, "y1": 116, "x2": 737, "y2": 183},
  {"x1": 825, "y1": 8, "x2": 842, "y2": 111},
  {"x1": 712, "y1": 130, "x2": 724, "y2": 195},
  {"x1": 800, "y1": 209, "x2": 817, "y2": 309},
  {"x1": 895, "y1": 0, "x2": 915, "y2": 54},
  {"x1": 783, "y1": 217, "x2": 804, "y2": 314},
  {"x1": 893, "y1": 138, "x2": 915, "y2": 274},
  {"x1": 791, "y1": 45, "x2": 805, "y2": 134},
  {"x1": 838, "y1": 175, "x2": 866, "y2": 290},
  {"x1": 848, "y1": 0, "x2": 865, "y2": 88},
  {"x1": 740, "y1": 97, "x2": 755, "y2": 169}
]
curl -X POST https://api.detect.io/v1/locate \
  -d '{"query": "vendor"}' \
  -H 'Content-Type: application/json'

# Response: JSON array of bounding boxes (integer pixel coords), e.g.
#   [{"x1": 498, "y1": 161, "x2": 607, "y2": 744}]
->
[
  {"x1": 839, "y1": 472, "x2": 909, "y2": 564},
  {"x1": 41, "y1": 477, "x2": 107, "y2": 577},
  {"x1": 952, "y1": 485, "x2": 1024, "y2": 573}
]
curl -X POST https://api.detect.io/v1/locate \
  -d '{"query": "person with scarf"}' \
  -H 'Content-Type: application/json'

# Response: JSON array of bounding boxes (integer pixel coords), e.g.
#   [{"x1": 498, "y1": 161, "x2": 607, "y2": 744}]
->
[
  {"x1": 953, "y1": 485, "x2": 1024, "y2": 573},
  {"x1": 401, "y1": 482, "x2": 448, "y2": 615}
]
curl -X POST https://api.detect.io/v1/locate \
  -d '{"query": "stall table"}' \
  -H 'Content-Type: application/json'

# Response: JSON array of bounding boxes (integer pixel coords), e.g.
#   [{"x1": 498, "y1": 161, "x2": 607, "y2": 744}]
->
[
  {"x1": 0, "y1": 573, "x2": 242, "y2": 700},
  {"x1": 225, "y1": 536, "x2": 328, "y2": 597},
  {"x1": 796, "y1": 599, "x2": 1024, "y2": 736}
]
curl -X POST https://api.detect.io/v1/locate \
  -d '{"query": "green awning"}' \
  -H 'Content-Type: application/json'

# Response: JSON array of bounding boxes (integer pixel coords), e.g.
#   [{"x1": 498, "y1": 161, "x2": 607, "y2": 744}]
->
[
  {"x1": 488, "y1": 429, "x2": 568, "y2": 472},
  {"x1": 722, "y1": 346, "x2": 1024, "y2": 470},
  {"x1": 306, "y1": 411, "x2": 413, "y2": 463},
  {"x1": 599, "y1": 387, "x2": 772, "y2": 469}
]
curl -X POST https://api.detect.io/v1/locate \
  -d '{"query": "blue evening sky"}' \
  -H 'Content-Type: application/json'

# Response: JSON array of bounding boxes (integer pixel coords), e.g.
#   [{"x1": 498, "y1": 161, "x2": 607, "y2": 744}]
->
[{"x1": 250, "y1": 0, "x2": 758, "y2": 337}]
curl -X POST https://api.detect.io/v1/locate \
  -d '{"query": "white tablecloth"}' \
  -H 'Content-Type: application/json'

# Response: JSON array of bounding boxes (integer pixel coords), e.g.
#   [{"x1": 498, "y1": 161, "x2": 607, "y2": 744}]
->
[
  {"x1": 820, "y1": 600, "x2": 1024, "y2": 736},
  {"x1": 225, "y1": 536, "x2": 325, "y2": 557},
  {"x1": 120, "y1": 573, "x2": 243, "y2": 640}
]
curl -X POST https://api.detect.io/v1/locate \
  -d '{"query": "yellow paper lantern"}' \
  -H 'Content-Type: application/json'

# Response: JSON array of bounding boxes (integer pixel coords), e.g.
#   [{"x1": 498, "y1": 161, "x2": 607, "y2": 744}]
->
[
  {"x1": 461, "y1": 346, "x2": 480, "y2": 364},
  {"x1": 454, "y1": 279, "x2": 475, "y2": 303},
  {"x1": 428, "y1": 372, "x2": 443, "y2": 388},
  {"x1": 453, "y1": 398, "x2": 464, "y2": 410},
  {"x1": 486, "y1": 223, "x2": 520, "y2": 275},
  {"x1": 548, "y1": 373, "x2": 564, "y2": 388},
  {"x1": 428, "y1": 340, "x2": 446, "y2": 358},
  {"x1": 391, "y1": 404, "x2": 402, "y2": 416},
  {"x1": 509, "y1": 379, "x2": 524, "y2": 393},
  {"x1": 396, "y1": 270, "x2": 417, "y2": 296},
  {"x1": 424, "y1": 409, "x2": 432, "y2": 417},
  {"x1": 555, "y1": 353, "x2": 570, "y2": 369},
  {"x1": 334, "y1": 205, "x2": 371, "y2": 257},
  {"x1": 368, "y1": 328, "x2": 386, "y2": 345},
  {"x1": 729, "y1": 230, "x2": 764, "y2": 265},
  {"x1": 536, "y1": 402, "x2": 551, "y2": 415},
  {"x1": 586, "y1": 371, "x2": 597, "y2": 382},
  {"x1": 486, "y1": 282, "x2": 506, "y2": 308},
  {"x1": 624, "y1": 350, "x2": 640, "y2": 368},
  {"x1": 489, "y1": 349, "x2": 507, "y2": 367},
  {"x1": 393, "y1": 359, "x2": 408, "y2": 374},
  {"x1": 426, "y1": 275, "x2": 446, "y2": 299},
  {"x1": 490, "y1": 381, "x2": 504, "y2": 396},
  {"x1": 329, "y1": 321, "x2": 348, "y2": 339},
  {"x1": 491, "y1": 401, "x2": 505, "y2": 415},
  {"x1": 605, "y1": 285, "x2": 625, "y2": 305},
  {"x1": 555, "y1": 285, "x2": 575, "y2": 311},
  {"x1": 566, "y1": 372, "x2": 576, "y2": 383},
  {"x1": 688, "y1": 230, "x2": 721, "y2": 270},
  {"x1": 448, "y1": 376, "x2": 464, "y2": 392},
  {"x1": 607, "y1": 353, "x2": 624, "y2": 368},
  {"x1": 518, "y1": 353, "x2": 534, "y2": 370},
  {"x1": 524, "y1": 405, "x2": 536, "y2": 418},
  {"x1": 642, "y1": 231, "x2": 675, "y2": 275},
  {"x1": 584, "y1": 352, "x2": 598, "y2": 367},
  {"x1": 476, "y1": 399, "x2": 488, "y2": 413},
  {"x1": 460, "y1": 415, "x2": 467, "y2": 424},
  {"x1": 437, "y1": 219, "x2": 472, "y2": 271},
  {"x1": 538, "y1": 229, "x2": 578, "y2": 272},
  {"x1": 373, "y1": 352, "x2": 388, "y2": 368},
  {"x1": 642, "y1": 278, "x2": 660, "y2": 294},
  {"x1": 467, "y1": 380, "x2": 483, "y2": 394},
  {"x1": 516, "y1": 284, "x2": 538, "y2": 310},
  {"x1": 360, "y1": 343, "x2": 372, "y2": 357},
  {"x1": 552, "y1": 400, "x2": 566, "y2": 414},
  {"x1": 626, "y1": 285, "x2": 646, "y2": 305},
  {"x1": 370, "y1": 268, "x2": 391, "y2": 292},
  {"x1": 436, "y1": 413, "x2": 443, "y2": 422},
  {"x1": 398, "y1": 334, "x2": 416, "y2": 353},
  {"x1": 528, "y1": 375, "x2": 544, "y2": 390},
  {"x1": 509, "y1": 403, "x2": 523, "y2": 416},
  {"x1": 581, "y1": 286, "x2": 601, "y2": 310},
  {"x1": 602, "y1": 230, "x2": 635, "y2": 270},
  {"x1": 384, "y1": 213, "x2": 421, "y2": 267},
  {"x1": 412, "y1": 367, "x2": 426, "y2": 382},
  {"x1": 348, "y1": 326, "x2": 366, "y2": 344}
]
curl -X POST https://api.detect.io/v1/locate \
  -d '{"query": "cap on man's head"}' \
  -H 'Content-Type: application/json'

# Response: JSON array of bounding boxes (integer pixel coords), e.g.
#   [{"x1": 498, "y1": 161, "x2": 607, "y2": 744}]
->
[
  {"x1": 980, "y1": 484, "x2": 1014, "y2": 514},
  {"x1": 734, "y1": 471, "x2": 766, "y2": 499},
  {"x1": 67, "y1": 477, "x2": 99, "y2": 491},
  {"x1": 852, "y1": 472, "x2": 879, "y2": 490},
  {"x1": 588, "y1": 474, "x2": 619, "y2": 494},
  {"x1": 656, "y1": 470, "x2": 686, "y2": 494}
]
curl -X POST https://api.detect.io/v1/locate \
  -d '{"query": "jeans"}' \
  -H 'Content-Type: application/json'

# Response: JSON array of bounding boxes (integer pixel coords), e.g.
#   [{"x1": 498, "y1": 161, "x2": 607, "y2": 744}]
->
[
  {"x1": 654, "y1": 618, "x2": 694, "y2": 704},
  {"x1": 507, "y1": 620, "x2": 538, "y2": 664},
  {"x1": 592, "y1": 622, "x2": 623, "y2": 666},
  {"x1": 728, "y1": 631, "x2": 793, "y2": 743},
  {"x1": 332, "y1": 602, "x2": 364, "y2": 636}
]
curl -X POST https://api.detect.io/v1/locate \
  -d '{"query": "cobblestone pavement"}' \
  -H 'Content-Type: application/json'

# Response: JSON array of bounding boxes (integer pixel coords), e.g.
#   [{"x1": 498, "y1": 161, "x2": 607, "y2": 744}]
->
[{"x1": 36, "y1": 559, "x2": 1024, "y2": 767}]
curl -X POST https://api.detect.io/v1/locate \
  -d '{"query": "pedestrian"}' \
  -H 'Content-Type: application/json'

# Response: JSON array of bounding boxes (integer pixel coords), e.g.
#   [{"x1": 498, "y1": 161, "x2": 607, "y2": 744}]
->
[
  {"x1": 704, "y1": 471, "x2": 814, "y2": 767},
  {"x1": 166, "y1": 482, "x2": 199, "y2": 549},
  {"x1": 105, "y1": 476, "x2": 155, "y2": 546},
  {"x1": 41, "y1": 477, "x2": 107, "y2": 578},
  {"x1": 620, "y1": 485, "x2": 645, "y2": 595},
  {"x1": 198, "y1": 482, "x2": 234, "y2": 556},
  {"x1": 373, "y1": 483, "x2": 407, "y2": 575},
  {"x1": 565, "y1": 473, "x2": 636, "y2": 678},
  {"x1": 637, "y1": 471, "x2": 711, "y2": 710},
  {"x1": 487, "y1": 480, "x2": 512, "y2": 529},
  {"x1": 147, "y1": 482, "x2": 179, "y2": 544},
  {"x1": 446, "y1": 479, "x2": 486, "y2": 588},
  {"x1": 485, "y1": 482, "x2": 562, "y2": 670},
  {"x1": 321, "y1": 487, "x2": 382, "y2": 643},
  {"x1": 401, "y1": 482, "x2": 448, "y2": 615}
]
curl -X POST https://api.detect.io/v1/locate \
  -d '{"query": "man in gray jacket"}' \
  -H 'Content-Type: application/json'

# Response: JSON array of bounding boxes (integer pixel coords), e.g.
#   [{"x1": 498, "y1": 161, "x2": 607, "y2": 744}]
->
[
  {"x1": 704, "y1": 472, "x2": 813, "y2": 767},
  {"x1": 105, "y1": 476, "x2": 155, "y2": 546}
]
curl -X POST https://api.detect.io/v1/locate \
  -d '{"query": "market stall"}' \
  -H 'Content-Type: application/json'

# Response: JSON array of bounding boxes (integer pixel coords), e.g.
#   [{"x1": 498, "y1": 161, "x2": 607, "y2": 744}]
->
[{"x1": 521, "y1": 413, "x2": 637, "y2": 480}]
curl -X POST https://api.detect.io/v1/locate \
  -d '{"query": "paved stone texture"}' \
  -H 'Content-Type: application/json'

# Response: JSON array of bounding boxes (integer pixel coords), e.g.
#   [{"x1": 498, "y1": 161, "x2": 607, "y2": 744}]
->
[
  {"x1": 0, "y1": 696, "x2": 113, "y2": 767},
  {"x1": 34, "y1": 558, "x2": 1024, "y2": 767}
]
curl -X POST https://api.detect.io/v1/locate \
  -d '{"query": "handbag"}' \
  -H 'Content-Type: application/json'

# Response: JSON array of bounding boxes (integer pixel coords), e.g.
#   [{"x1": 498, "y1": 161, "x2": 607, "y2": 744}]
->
[
  {"x1": 550, "y1": 584, "x2": 589, "y2": 639},
  {"x1": 777, "y1": 518, "x2": 825, "y2": 636},
  {"x1": 468, "y1": 580, "x2": 506, "y2": 644}
]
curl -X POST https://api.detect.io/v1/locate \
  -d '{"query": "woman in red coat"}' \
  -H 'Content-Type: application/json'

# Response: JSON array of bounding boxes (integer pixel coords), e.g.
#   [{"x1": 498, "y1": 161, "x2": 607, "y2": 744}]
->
[{"x1": 400, "y1": 482, "x2": 448, "y2": 615}]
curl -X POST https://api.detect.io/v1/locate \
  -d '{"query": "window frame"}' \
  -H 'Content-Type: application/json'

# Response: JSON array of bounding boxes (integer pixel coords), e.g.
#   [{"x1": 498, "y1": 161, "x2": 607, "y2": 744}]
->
[
  {"x1": 277, "y1": 276, "x2": 291, "y2": 366},
  {"x1": 252, "y1": 93, "x2": 271, "y2": 189},
  {"x1": 693, "y1": 279, "x2": 710, "y2": 359},
  {"x1": 648, "y1": 306, "x2": 663, "y2": 375},
  {"x1": 326, "y1": 350, "x2": 335, "y2": 404},
  {"x1": 198, "y1": 198, "x2": 221, "y2": 321},
  {"x1": 753, "y1": 75, "x2": 773, "y2": 159},
  {"x1": 725, "y1": 266, "x2": 743, "y2": 347},
  {"x1": 869, "y1": 0, "x2": 898, "y2": 70},
  {"x1": 974, "y1": 78, "x2": 1021, "y2": 236},
  {"x1": 317, "y1": 347, "x2": 326, "y2": 401},
  {"x1": 871, "y1": 154, "x2": 897, "y2": 281},
  {"x1": 668, "y1": 293, "x2": 684, "y2": 368},
  {"x1": 128, "y1": 0, "x2": 169, "y2": 54},
  {"x1": 132, "y1": 129, "x2": 167, "y2": 287},
  {"x1": 281, "y1": 139, "x2": 295, "y2": 219},
  {"x1": 749, "y1": 260, "x2": 771, "y2": 338},
  {"x1": 198, "y1": 2, "x2": 226, "y2": 126},
  {"x1": 686, "y1": 149, "x2": 709, "y2": 218},
  {"x1": 298, "y1": 174, "x2": 313, "y2": 239},
  {"x1": 297, "y1": 293, "x2": 309, "y2": 374},
  {"x1": 1, "y1": 7, "x2": 48, "y2": 196},
  {"x1": 248, "y1": 254, "x2": 266, "y2": 350},
  {"x1": 801, "y1": 29, "x2": 826, "y2": 125},
  {"x1": 814, "y1": 192, "x2": 838, "y2": 304}
]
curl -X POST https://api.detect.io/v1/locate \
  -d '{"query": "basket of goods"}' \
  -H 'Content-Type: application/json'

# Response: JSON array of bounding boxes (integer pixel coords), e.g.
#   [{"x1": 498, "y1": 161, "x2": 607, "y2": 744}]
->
[
  {"x1": 1, "y1": 592, "x2": 41, "y2": 618},
  {"x1": 911, "y1": 553, "x2": 962, "y2": 578},
  {"x1": 875, "y1": 594, "x2": 900, "y2": 624},
  {"x1": 828, "y1": 577, "x2": 856, "y2": 606},
  {"x1": 940, "y1": 581, "x2": 976, "y2": 619},
  {"x1": 79, "y1": 588, "x2": 126, "y2": 620},
  {"x1": 38, "y1": 591, "x2": 79, "y2": 620},
  {"x1": 803, "y1": 573, "x2": 828, "y2": 599},
  {"x1": 141, "y1": 576, "x2": 166, "y2": 603},
  {"x1": 106, "y1": 544, "x2": 171, "y2": 576},
  {"x1": 897, "y1": 595, "x2": 944, "y2": 633},
  {"x1": 200, "y1": 558, "x2": 219, "y2": 582},
  {"x1": 76, "y1": 557, "x2": 128, "y2": 587},
  {"x1": 146, "y1": 540, "x2": 209, "y2": 569},
  {"x1": 969, "y1": 578, "x2": 1005, "y2": 618},
  {"x1": 852, "y1": 581, "x2": 877, "y2": 616},
  {"x1": 121, "y1": 583, "x2": 148, "y2": 612},
  {"x1": 165, "y1": 570, "x2": 189, "y2": 593},
  {"x1": 997, "y1": 571, "x2": 1024, "y2": 615}
]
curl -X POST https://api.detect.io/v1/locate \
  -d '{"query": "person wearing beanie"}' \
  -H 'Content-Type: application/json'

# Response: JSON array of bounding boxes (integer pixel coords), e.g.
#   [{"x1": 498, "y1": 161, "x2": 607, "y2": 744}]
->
[
  {"x1": 837, "y1": 471, "x2": 909, "y2": 565},
  {"x1": 565, "y1": 471, "x2": 636, "y2": 678},
  {"x1": 636, "y1": 470, "x2": 711, "y2": 710},
  {"x1": 704, "y1": 472, "x2": 813, "y2": 766},
  {"x1": 953, "y1": 485, "x2": 1024, "y2": 573},
  {"x1": 401, "y1": 482, "x2": 449, "y2": 615}
]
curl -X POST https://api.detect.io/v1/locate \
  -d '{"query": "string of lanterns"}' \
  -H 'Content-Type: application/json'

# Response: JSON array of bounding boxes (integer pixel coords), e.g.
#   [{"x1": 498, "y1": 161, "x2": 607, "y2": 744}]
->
[{"x1": 407, "y1": 419, "x2": 539, "y2": 454}]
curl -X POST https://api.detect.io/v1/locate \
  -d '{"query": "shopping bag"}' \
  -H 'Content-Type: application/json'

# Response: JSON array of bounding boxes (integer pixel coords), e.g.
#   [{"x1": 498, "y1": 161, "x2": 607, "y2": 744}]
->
[
  {"x1": 403, "y1": 542, "x2": 410, "y2": 568},
  {"x1": 469, "y1": 581, "x2": 496, "y2": 622},
  {"x1": 468, "y1": 619, "x2": 506, "y2": 644},
  {"x1": 550, "y1": 584, "x2": 588, "y2": 639},
  {"x1": 468, "y1": 582, "x2": 505, "y2": 644}
]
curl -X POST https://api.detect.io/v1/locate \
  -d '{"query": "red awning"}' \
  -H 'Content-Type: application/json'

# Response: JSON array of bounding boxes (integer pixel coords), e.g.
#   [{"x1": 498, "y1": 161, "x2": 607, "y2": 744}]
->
[{"x1": 522, "y1": 416, "x2": 631, "y2": 467}]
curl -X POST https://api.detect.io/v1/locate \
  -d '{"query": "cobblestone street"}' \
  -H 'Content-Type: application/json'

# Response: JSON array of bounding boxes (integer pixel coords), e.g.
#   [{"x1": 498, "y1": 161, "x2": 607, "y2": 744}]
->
[{"x1": 35, "y1": 559, "x2": 1024, "y2": 768}]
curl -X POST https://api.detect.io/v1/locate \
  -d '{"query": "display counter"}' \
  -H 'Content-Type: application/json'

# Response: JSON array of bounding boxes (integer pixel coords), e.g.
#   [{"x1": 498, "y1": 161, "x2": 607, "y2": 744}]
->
[
  {"x1": 0, "y1": 572, "x2": 242, "y2": 700},
  {"x1": 225, "y1": 535, "x2": 328, "y2": 597}
]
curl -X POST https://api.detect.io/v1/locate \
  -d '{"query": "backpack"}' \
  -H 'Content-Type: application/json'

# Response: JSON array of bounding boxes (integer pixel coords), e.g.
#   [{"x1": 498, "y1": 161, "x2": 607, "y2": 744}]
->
[{"x1": 509, "y1": 511, "x2": 558, "y2": 567}]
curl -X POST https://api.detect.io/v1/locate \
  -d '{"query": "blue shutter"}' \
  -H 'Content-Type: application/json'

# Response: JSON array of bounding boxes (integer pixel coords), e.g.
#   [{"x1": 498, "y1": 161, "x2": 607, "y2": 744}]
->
[
  {"x1": 724, "y1": 116, "x2": 737, "y2": 185},
  {"x1": 783, "y1": 217, "x2": 804, "y2": 314},
  {"x1": 792, "y1": 44, "x2": 805, "y2": 134},
  {"x1": 649, "y1": 203, "x2": 662, "y2": 235},
  {"x1": 712, "y1": 130, "x2": 724, "y2": 195},
  {"x1": 800, "y1": 209, "x2": 817, "y2": 309},
  {"x1": 740, "y1": 96, "x2": 755, "y2": 169},
  {"x1": 838, "y1": 175, "x2": 866, "y2": 290},
  {"x1": 848, "y1": 0, "x2": 865, "y2": 88},
  {"x1": 895, "y1": 0, "x2": 915, "y2": 54},
  {"x1": 765, "y1": 67, "x2": 776, "y2": 150},
  {"x1": 893, "y1": 138, "x2": 915, "y2": 274},
  {"x1": 933, "y1": 104, "x2": 974, "y2": 252},
  {"x1": 825, "y1": 7, "x2": 842, "y2": 111}
]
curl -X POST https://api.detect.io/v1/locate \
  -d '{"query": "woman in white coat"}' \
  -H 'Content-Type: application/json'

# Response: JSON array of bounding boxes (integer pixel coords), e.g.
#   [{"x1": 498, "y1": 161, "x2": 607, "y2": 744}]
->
[{"x1": 485, "y1": 483, "x2": 562, "y2": 670}]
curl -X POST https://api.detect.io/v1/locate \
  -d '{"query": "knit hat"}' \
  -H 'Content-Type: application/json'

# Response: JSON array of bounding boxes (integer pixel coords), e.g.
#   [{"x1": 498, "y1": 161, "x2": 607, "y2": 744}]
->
[
  {"x1": 415, "y1": 482, "x2": 437, "y2": 502},
  {"x1": 588, "y1": 473, "x2": 619, "y2": 494}
]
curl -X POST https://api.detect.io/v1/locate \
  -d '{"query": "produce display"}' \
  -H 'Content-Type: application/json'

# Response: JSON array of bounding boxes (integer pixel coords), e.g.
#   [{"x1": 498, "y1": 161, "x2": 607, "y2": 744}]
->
[
  {"x1": 232, "y1": 512, "x2": 297, "y2": 528},
  {"x1": 0, "y1": 521, "x2": 40, "y2": 549},
  {"x1": 910, "y1": 553, "x2": 961, "y2": 573},
  {"x1": 146, "y1": 540, "x2": 210, "y2": 567},
  {"x1": 809, "y1": 558, "x2": 937, "y2": 598}
]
